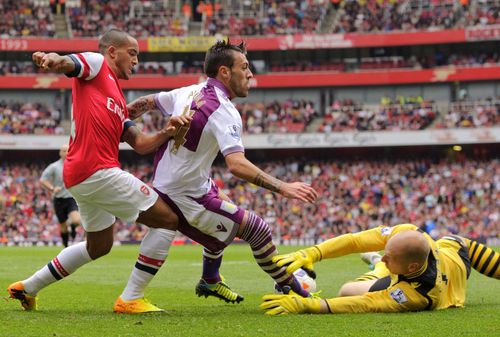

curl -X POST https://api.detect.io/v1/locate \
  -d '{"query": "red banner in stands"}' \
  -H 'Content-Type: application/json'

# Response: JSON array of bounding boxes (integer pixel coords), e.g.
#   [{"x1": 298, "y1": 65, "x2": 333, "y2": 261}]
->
[
  {"x1": 465, "y1": 25, "x2": 500, "y2": 41},
  {"x1": 1, "y1": 67, "x2": 498, "y2": 89},
  {"x1": 0, "y1": 28, "x2": 481, "y2": 52},
  {"x1": 244, "y1": 29, "x2": 466, "y2": 50},
  {"x1": 0, "y1": 38, "x2": 147, "y2": 52}
]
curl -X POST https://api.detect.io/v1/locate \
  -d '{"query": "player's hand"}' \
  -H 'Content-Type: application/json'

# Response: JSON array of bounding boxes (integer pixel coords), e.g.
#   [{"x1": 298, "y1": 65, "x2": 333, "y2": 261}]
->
[
  {"x1": 32, "y1": 52, "x2": 64, "y2": 71},
  {"x1": 161, "y1": 115, "x2": 192, "y2": 136},
  {"x1": 280, "y1": 182, "x2": 318, "y2": 203},
  {"x1": 272, "y1": 246, "x2": 322, "y2": 274},
  {"x1": 260, "y1": 294, "x2": 322, "y2": 315},
  {"x1": 53, "y1": 186, "x2": 62, "y2": 194}
]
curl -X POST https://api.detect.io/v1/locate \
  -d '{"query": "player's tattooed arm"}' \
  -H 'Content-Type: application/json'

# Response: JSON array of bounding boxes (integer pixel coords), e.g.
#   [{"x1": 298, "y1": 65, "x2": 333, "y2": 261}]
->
[
  {"x1": 127, "y1": 94, "x2": 157, "y2": 120},
  {"x1": 253, "y1": 172, "x2": 282, "y2": 193},
  {"x1": 225, "y1": 152, "x2": 283, "y2": 194},
  {"x1": 226, "y1": 152, "x2": 318, "y2": 203}
]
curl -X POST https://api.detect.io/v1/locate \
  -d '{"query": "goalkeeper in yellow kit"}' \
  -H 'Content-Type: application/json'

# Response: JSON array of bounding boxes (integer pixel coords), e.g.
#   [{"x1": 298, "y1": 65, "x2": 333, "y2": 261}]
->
[{"x1": 260, "y1": 224, "x2": 500, "y2": 315}]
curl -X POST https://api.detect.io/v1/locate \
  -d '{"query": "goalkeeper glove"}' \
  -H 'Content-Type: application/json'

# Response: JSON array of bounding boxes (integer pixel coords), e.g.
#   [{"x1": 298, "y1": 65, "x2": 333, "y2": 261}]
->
[
  {"x1": 260, "y1": 294, "x2": 323, "y2": 315},
  {"x1": 272, "y1": 246, "x2": 322, "y2": 274}
]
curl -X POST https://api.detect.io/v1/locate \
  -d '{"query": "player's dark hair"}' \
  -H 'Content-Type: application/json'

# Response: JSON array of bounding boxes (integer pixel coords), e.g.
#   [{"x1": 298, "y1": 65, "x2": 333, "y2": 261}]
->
[
  {"x1": 98, "y1": 29, "x2": 132, "y2": 54},
  {"x1": 204, "y1": 39, "x2": 247, "y2": 78}
]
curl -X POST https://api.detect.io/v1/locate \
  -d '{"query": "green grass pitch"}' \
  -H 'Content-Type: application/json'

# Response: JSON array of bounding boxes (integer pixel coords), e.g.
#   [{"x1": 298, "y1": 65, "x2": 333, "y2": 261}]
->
[{"x1": 1, "y1": 244, "x2": 499, "y2": 337}]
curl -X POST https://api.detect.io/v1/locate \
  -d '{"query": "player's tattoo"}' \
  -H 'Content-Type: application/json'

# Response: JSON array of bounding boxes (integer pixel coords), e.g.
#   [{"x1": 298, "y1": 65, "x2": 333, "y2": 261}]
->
[
  {"x1": 253, "y1": 172, "x2": 282, "y2": 193},
  {"x1": 127, "y1": 95, "x2": 157, "y2": 120}
]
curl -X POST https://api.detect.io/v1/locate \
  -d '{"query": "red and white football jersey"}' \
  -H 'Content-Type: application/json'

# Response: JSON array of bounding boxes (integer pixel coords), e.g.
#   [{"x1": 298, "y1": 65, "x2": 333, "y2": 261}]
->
[{"x1": 63, "y1": 52, "x2": 128, "y2": 188}]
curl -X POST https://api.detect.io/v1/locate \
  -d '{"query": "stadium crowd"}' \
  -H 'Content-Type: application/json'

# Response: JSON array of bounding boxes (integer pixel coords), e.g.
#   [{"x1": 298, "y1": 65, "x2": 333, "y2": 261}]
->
[
  {"x1": 318, "y1": 97, "x2": 436, "y2": 132},
  {"x1": 331, "y1": 0, "x2": 499, "y2": 33},
  {"x1": 68, "y1": 0, "x2": 187, "y2": 38},
  {"x1": 435, "y1": 97, "x2": 500, "y2": 128},
  {"x1": 238, "y1": 99, "x2": 317, "y2": 134},
  {"x1": 203, "y1": 0, "x2": 328, "y2": 36},
  {"x1": 0, "y1": 100, "x2": 64, "y2": 135},
  {"x1": 0, "y1": 1, "x2": 55, "y2": 38},
  {"x1": 1, "y1": 156, "x2": 498, "y2": 246},
  {"x1": 0, "y1": 97, "x2": 497, "y2": 135},
  {"x1": 1, "y1": 0, "x2": 498, "y2": 39}
]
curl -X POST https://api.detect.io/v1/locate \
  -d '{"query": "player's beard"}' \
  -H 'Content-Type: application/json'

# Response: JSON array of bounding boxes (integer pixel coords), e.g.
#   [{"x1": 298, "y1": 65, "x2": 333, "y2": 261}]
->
[{"x1": 230, "y1": 75, "x2": 249, "y2": 98}]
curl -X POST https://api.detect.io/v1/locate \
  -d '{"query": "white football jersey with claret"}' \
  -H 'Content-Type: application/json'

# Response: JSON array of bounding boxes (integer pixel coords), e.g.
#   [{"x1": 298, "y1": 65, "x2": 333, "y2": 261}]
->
[{"x1": 152, "y1": 78, "x2": 244, "y2": 197}]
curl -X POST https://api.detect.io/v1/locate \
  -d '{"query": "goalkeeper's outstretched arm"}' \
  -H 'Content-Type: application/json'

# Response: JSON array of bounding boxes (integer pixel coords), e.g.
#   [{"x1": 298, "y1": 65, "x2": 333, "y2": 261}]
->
[{"x1": 273, "y1": 224, "x2": 419, "y2": 274}]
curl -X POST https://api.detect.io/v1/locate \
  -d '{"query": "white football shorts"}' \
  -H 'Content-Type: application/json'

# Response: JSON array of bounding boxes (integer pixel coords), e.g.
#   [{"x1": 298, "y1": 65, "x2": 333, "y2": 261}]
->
[{"x1": 68, "y1": 167, "x2": 158, "y2": 232}]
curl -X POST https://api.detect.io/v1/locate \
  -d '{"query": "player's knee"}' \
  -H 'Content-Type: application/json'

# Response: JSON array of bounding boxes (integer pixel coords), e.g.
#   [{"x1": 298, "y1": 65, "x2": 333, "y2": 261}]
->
[
  {"x1": 86, "y1": 241, "x2": 113, "y2": 260},
  {"x1": 138, "y1": 203, "x2": 178, "y2": 230},
  {"x1": 338, "y1": 282, "x2": 358, "y2": 297},
  {"x1": 239, "y1": 213, "x2": 272, "y2": 243}
]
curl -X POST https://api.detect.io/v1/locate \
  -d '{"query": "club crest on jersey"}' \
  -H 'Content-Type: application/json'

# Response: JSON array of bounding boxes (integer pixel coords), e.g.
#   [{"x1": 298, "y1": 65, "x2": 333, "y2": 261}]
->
[
  {"x1": 140, "y1": 185, "x2": 150, "y2": 196},
  {"x1": 228, "y1": 125, "x2": 241, "y2": 140},
  {"x1": 390, "y1": 288, "x2": 408, "y2": 304}
]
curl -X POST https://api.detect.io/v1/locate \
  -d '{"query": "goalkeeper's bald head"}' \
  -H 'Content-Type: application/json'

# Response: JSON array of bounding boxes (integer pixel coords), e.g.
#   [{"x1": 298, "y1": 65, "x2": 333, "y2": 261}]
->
[{"x1": 383, "y1": 230, "x2": 430, "y2": 275}]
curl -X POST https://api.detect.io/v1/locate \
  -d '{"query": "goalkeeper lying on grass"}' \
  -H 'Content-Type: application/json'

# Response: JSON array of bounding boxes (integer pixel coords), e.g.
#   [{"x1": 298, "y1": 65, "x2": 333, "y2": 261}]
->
[{"x1": 261, "y1": 224, "x2": 500, "y2": 315}]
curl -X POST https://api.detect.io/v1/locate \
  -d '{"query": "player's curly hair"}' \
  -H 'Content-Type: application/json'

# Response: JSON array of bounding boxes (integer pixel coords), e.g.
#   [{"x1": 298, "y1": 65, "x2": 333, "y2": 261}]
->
[{"x1": 204, "y1": 39, "x2": 247, "y2": 78}]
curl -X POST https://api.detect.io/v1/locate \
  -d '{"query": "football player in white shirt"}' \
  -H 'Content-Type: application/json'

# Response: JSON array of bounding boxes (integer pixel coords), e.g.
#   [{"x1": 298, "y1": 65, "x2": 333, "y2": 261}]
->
[{"x1": 124, "y1": 40, "x2": 318, "y2": 304}]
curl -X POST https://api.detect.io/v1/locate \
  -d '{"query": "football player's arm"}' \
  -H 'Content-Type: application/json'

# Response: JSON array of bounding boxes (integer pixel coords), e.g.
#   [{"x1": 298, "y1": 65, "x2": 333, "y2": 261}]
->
[
  {"x1": 224, "y1": 152, "x2": 318, "y2": 203},
  {"x1": 123, "y1": 115, "x2": 191, "y2": 154},
  {"x1": 261, "y1": 282, "x2": 428, "y2": 315},
  {"x1": 324, "y1": 282, "x2": 428, "y2": 313},
  {"x1": 274, "y1": 224, "x2": 419, "y2": 273},
  {"x1": 316, "y1": 224, "x2": 419, "y2": 260},
  {"x1": 127, "y1": 94, "x2": 157, "y2": 120},
  {"x1": 40, "y1": 165, "x2": 59, "y2": 193},
  {"x1": 32, "y1": 52, "x2": 76, "y2": 74}
]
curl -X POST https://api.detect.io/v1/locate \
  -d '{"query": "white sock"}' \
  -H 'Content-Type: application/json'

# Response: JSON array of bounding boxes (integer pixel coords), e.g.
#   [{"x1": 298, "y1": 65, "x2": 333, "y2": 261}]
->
[
  {"x1": 23, "y1": 242, "x2": 92, "y2": 295},
  {"x1": 120, "y1": 228, "x2": 176, "y2": 301}
]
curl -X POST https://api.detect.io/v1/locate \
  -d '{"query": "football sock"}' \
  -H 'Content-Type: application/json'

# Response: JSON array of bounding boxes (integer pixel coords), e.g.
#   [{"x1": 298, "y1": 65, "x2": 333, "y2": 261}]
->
[
  {"x1": 239, "y1": 212, "x2": 309, "y2": 297},
  {"x1": 201, "y1": 248, "x2": 223, "y2": 284},
  {"x1": 466, "y1": 239, "x2": 500, "y2": 279},
  {"x1": 120, "y1": 228, "x2": 176, "y2": 301},
  {"x1": 70, "y1": 223, "x2": 78, "y2": 240},
  {"x1": 354, "y1": 261, "x2": 390, "y2": 282},
  {"x1": 23, "y1": 241, "x2": 91, "y2": 295},
  {"x1": 61, "y1": 232, "x2": 69, "y2": 247}
]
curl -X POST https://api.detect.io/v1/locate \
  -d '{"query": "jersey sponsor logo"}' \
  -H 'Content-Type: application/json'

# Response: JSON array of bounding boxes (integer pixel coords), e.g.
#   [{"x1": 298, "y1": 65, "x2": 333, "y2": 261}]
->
[
  {"x1": 216, "y1": 222, "x2": 228, "y2": 232},
  {"x1": 390, "y1": 288, "x2": 408, "y2": 304},
  {"x1": 140, "y1": 185, "x2": 151, "y2": 196},
  {"x1": 381, "y1": 226, "x2": 393, "y2": 236},
  {"x1": 220, "y1": 200, "x2": 238, "y2": 214},
  {"x1": 171, "y1": 105, "x2": 195, "y2": 154},
  {"x1": 228, "y1": 124, "x2": 241, "y2": 140},
  {"x1": 106, "y1": 97, "x2": 126, "y2": 122}
]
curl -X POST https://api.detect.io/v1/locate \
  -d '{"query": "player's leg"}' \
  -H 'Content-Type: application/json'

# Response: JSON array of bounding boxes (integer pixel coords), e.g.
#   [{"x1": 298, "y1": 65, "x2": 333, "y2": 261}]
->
[
  {"x1": 8, "y1": 202, "x2": 114, "y2": 311},
  {"x1": 112, "y1": 171, "x2": 178, "y2": 313},
  {"x1": 238, "y1": 211, "x2": 310, "y2": 298},
  {"x1": 54, "y1": 198, "x2": 69, "y2": 247},
  {"x1": 67, "y1": 198, "x2": 81, "y2": 242},
  {"x1": 195, "y1": 247, "x2": 244, "y2": 304},
  {"x1": 193, "y1": 188, "x2": 243, "y2": 303},
  {"x1": 338, "y1": 252, "x2": 391, "y2": 297},
  {"x1": 197, "y1": 189, "x2": 232, "y2": 285},
  {"x1": 59, "y1": 222, "x2": 69, "y2": 247},
  {"x1": 462, "y1": 237, "x2": 499, "y2": 279}
]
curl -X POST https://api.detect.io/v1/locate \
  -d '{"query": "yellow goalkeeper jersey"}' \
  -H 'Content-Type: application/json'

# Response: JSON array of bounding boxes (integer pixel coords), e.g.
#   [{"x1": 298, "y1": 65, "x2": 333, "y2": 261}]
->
[{"x1": 319, "y1": 224, "x2": 471, "y2": 313}]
